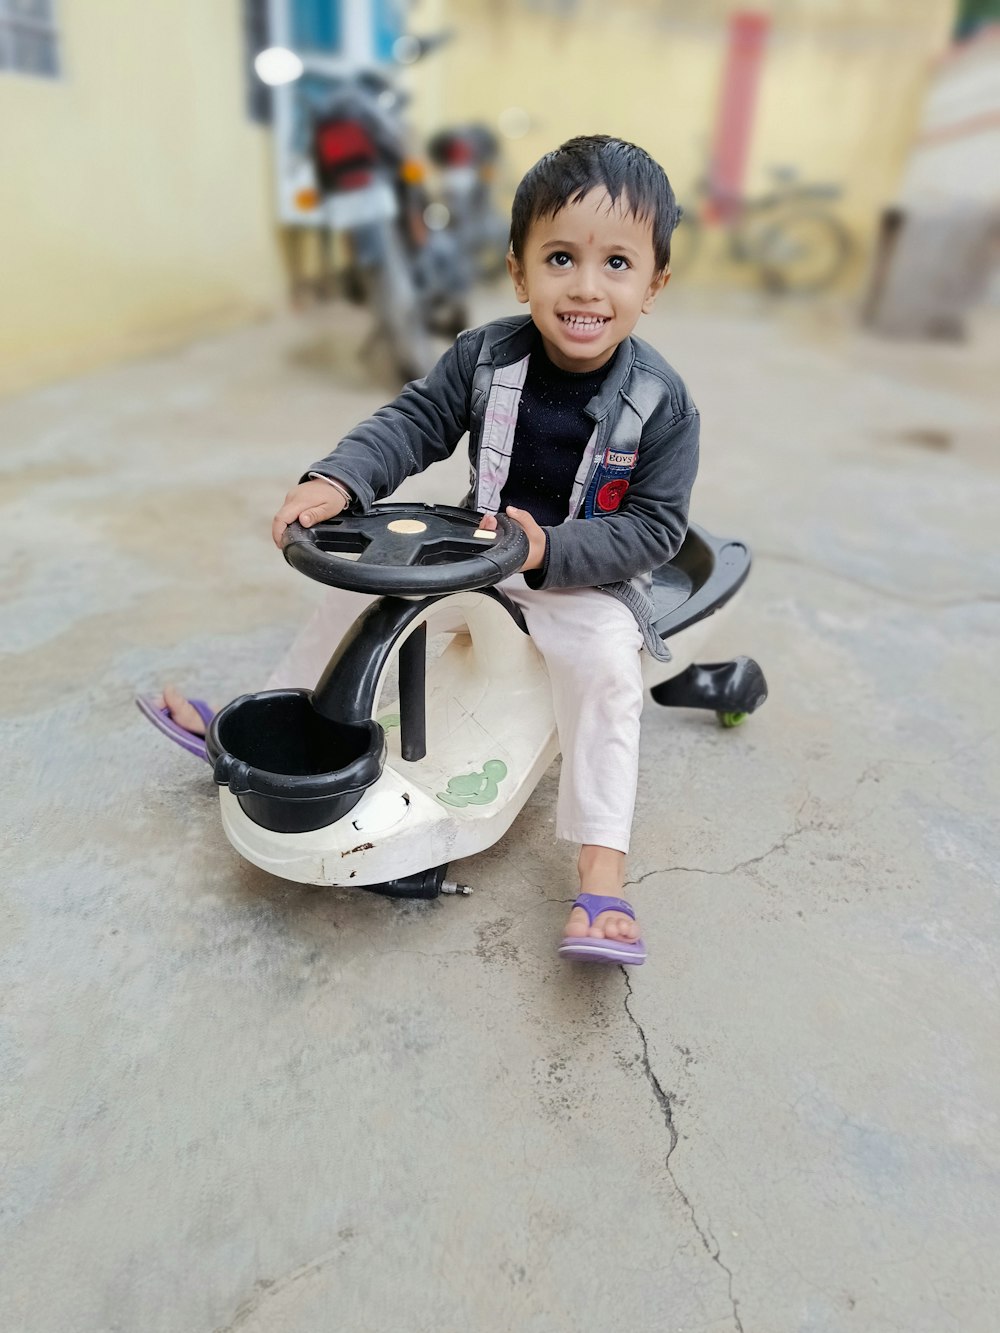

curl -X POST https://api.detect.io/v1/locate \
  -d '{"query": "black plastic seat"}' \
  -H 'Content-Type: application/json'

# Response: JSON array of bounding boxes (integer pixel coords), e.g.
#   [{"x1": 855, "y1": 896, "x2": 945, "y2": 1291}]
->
[{"x1": 651, "y1": 524, "x2": 752, "y2": 641}]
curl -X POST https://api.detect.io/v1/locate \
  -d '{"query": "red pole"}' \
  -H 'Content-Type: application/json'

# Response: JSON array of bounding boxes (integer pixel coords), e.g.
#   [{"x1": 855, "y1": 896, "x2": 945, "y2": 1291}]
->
[{"x1": 705, "y1": 11, "x2": 771, "y2": 224}]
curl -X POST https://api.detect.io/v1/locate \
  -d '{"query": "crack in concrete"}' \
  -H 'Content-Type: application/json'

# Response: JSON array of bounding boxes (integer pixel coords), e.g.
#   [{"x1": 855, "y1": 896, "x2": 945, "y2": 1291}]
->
[
  {"x1": 625, "y1": 797, "x2": 816, "y2": 889},
  {"x1": 625, "y1": 831, "x2": 807, "y2": 886},
  {"x1": 213, "y1": 1239, "x2": 353, "y2": 1332},
  {"x1": 755, "y1": 547, "x2": 1000, "y2": 609},
  {"x1": 621, "y1": 971, "x2": 744, "y2": 1332}
]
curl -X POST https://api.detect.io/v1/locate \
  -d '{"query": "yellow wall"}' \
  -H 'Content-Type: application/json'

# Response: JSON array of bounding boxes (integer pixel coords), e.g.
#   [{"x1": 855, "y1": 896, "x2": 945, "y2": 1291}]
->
[
  {"x1": 0, "y1": 0, "x2": 287, "y2": 395},
  {"x1": 0, "y1": 0, "x2": 957, "y2": 395},
  {"x1": 409, "y1": 0, "x2": 955, "y2": 286}
]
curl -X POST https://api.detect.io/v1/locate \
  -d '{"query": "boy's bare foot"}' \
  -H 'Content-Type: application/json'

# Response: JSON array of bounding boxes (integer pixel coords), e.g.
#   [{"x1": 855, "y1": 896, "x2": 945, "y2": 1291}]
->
[
  {"x1": 563, "y1": 844, "x2": 641, "y2": 942},
  {"x1": 159, "y1": 684, "x2": 209, "y2": 736}
]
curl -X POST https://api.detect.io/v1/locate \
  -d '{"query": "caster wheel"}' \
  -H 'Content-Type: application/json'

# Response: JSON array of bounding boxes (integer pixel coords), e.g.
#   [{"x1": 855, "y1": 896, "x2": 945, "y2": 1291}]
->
[{"x1": 717, "y1": 710, "x2": 748, "y2": 728}]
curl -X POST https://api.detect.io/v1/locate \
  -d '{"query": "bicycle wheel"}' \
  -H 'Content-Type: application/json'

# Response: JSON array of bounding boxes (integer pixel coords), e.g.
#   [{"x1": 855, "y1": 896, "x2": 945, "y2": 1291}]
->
[{"x1": 755, "y1": 208, "x2": 851, "y2": 294}]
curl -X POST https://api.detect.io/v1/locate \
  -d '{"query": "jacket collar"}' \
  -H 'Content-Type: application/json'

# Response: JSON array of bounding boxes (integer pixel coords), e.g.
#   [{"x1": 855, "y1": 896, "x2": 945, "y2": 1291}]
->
[{"x1": 484, "y1": 315, "x2": 636, "y2": 422}]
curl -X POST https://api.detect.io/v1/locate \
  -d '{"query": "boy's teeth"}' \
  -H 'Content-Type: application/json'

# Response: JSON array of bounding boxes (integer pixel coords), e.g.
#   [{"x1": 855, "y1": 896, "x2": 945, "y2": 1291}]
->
[{"x1": 561, "y1": 315, "x2": 607, "y2": 328}]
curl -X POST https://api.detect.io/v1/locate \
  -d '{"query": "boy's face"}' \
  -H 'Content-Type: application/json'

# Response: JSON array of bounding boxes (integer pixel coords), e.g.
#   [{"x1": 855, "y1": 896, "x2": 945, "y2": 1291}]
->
[{"x1": 507, "y1": 189, "x2": 669, "y2": 373}]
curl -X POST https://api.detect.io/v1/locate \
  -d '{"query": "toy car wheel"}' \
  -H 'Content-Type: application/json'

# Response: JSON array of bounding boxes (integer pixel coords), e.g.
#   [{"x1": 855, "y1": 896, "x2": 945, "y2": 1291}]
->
[{"x1": 717, "y1": 710, "x2": 748, "y2": 728}]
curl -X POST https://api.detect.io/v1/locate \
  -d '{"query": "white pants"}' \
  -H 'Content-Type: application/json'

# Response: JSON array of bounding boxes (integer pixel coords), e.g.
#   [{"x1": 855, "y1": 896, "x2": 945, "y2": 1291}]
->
[{"x1": 266, "y1": 578, "x2": 645, "y2": 853}]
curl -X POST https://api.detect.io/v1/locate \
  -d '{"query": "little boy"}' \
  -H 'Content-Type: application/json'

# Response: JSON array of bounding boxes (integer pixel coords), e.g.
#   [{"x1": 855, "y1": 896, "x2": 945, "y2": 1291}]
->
[{"x1": 145, "y1": 135, "x2": 699, "y2": 965}]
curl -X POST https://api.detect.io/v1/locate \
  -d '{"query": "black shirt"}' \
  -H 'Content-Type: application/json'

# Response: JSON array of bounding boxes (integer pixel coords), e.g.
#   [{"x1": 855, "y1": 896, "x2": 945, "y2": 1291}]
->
[{"x1": 498, "y1": 343, "x2": 608, "y2": 527}]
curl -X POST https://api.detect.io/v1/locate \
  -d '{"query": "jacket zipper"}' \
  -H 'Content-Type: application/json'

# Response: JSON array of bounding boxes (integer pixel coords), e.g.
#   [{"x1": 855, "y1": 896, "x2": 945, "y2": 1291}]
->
[{"x1": 571, "y1": 418, "x2": 607, "y2": 518}]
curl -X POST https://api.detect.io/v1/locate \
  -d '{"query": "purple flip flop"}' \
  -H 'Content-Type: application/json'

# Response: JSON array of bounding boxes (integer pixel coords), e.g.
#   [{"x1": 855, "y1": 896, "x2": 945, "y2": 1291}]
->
[
  {"x1": 135, "y1": 695, "x2": 214, "y2": 762},
  {"x1": 558, "y1": 893, "x2": 647, "y2": 966}
]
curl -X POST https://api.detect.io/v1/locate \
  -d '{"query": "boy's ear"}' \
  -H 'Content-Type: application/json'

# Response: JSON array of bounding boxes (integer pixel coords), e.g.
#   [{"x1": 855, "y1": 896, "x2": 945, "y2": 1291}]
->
[
  {"x1": 507, "y1": 251, "x2": 530, "y2": 304},
  {"x1": 642, "y1": 268, "x2": 671, "y2": 314}
]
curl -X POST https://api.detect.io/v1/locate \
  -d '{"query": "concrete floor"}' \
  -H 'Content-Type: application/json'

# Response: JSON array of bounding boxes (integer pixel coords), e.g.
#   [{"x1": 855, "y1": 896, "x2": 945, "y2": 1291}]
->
[{"x1": 2, "y1": 286, "x2": 999, "y2": 1333}]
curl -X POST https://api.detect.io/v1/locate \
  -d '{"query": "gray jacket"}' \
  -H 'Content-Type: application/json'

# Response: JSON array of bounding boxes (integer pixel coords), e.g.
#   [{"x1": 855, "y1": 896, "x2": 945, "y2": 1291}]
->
[{"x1": 306, "y1": 314, "x2": 700, "y2": 660}]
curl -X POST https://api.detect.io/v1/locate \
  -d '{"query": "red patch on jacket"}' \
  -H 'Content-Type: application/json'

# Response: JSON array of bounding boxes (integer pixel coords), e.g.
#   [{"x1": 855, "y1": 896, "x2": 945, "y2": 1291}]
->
[{"x1": 596, "y1": 479, "x2": 629, "y2": 512}]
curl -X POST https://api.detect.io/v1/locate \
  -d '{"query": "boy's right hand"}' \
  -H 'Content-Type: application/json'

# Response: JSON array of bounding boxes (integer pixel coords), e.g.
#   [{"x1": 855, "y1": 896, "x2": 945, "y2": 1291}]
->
[{"x1": 272, "y1": 479, "x2": 349, "y2": 549}]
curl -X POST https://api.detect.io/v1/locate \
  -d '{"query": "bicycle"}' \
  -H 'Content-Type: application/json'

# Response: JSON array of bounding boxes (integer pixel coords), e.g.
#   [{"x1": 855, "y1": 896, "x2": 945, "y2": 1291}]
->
[{"x1": 670, "y1": 166, "x2": 853, "y2": 294}]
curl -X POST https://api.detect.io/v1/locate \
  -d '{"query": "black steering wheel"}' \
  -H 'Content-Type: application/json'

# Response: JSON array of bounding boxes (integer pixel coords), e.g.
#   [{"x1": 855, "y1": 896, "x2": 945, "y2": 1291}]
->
[{"x1": 281, "y1": 502, "x2": 530, "y2": 595}]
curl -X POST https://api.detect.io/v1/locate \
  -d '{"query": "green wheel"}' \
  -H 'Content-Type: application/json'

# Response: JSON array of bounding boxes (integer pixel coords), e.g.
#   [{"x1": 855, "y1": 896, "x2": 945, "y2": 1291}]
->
[{"x1": 717, "y1": 710, "x2": 748, "y2": 729}]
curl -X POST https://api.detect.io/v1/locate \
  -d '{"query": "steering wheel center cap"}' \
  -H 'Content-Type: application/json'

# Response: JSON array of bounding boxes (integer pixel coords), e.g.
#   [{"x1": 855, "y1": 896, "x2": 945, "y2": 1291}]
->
[{"x1": 387, "y1": 519, "x2": 427, "y2": 534}]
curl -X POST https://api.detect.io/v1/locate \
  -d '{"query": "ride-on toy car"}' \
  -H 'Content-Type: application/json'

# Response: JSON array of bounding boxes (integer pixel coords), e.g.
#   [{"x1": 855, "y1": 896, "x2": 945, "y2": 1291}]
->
[{"x1": 205, "y1": 503, "x2": 768, "y2": 898}]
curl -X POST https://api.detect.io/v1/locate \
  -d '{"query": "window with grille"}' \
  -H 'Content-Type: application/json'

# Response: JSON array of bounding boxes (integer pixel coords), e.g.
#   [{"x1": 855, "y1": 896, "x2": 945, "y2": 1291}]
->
[
  {"x1": 0, "y1": 0, "x2": 60, "y2": 78},
  {"x1": 242, "y1": 1, "x2": 344, "y2": 126}
]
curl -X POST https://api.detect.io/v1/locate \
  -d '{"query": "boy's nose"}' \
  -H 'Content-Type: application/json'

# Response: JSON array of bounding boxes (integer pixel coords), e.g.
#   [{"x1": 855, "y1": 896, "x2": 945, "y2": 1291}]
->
[{"x1": 568, "y1": 265, "x2": 602, "y2": 300}]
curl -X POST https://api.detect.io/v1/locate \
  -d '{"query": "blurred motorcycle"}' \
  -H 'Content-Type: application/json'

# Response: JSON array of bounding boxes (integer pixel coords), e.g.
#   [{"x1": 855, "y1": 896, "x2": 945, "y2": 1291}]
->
[
  {"x1": 427, "y1": 124, "x2": 511, "y2": 282},
  {"x1": 311, "y1": 61, "x2": 471, "y2": 382}
]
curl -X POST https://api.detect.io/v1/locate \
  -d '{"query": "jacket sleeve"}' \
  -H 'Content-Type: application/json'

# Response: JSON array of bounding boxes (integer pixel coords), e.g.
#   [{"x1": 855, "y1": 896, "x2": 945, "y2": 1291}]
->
[
  {"x1": 525, "y1": 408, "x2": 700, "y2": 590},
  {"x1": 302, "y1": 332, "x2": 477, "y2": 511}
]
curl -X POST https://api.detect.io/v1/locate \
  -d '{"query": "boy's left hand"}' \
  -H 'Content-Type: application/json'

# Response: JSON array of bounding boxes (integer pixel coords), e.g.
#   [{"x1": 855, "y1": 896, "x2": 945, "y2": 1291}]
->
[{"x1": 480, "y1": 506, "x2": 546, "y2": 572}]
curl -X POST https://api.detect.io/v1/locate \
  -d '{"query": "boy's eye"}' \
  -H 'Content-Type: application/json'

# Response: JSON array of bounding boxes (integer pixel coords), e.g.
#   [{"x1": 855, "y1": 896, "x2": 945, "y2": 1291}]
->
[
  {"x1": 546, "y1": 252, "x2": 573, "y2": 268},
  {"x1": 607, "y1": 255, "x2": 630, "y2": 271}
]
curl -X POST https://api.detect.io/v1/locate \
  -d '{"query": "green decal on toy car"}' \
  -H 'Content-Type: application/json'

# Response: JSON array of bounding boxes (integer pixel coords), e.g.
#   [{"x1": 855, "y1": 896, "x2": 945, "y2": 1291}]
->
[{"x1": 437, "y1": 759, "x2": 508, "y2": 807}]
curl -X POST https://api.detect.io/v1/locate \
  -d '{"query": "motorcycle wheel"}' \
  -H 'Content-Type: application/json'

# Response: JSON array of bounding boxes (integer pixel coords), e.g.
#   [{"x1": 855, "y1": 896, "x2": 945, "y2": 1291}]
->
[{"x1": 373, "y1": 224, "x2": 435, "y2": 382}]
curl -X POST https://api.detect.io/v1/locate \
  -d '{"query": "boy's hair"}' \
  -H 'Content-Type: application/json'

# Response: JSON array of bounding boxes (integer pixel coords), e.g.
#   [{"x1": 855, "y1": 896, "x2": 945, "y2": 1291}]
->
[{"x1": 509, "y1": 135, "x2": 681, "y2": 271}]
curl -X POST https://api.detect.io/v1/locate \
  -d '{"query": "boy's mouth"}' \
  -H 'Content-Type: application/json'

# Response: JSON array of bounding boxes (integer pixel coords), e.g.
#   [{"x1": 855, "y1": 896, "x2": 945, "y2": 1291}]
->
[{"x1": 559, "y1": 314, "x2": 610, "y2": 330}]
